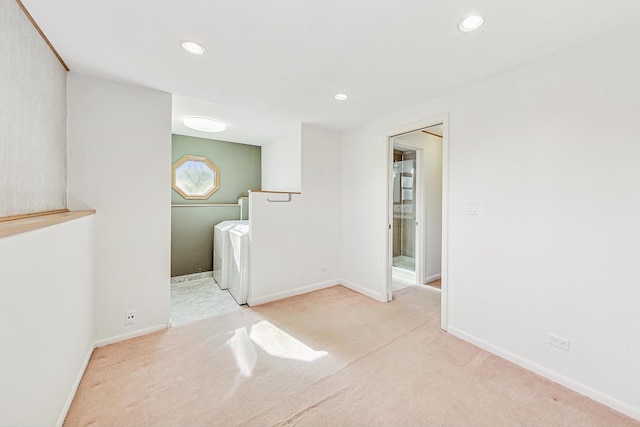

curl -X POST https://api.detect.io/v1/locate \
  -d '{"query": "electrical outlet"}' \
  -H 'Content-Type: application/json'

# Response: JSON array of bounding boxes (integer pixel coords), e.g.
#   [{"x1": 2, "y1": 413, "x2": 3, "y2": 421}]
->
[
  {"x1": 125, "y1": 310, "x2": 136, "y2": 326},
  {"x1": 319, "y1": 266, "x2": 327, "y2": 273},
  {"x1": 465, "y1": 202, "x2": 479, "y2": 215},
  {"x1": 547, "y1": 333, "x2": 570, "y2": 351}
]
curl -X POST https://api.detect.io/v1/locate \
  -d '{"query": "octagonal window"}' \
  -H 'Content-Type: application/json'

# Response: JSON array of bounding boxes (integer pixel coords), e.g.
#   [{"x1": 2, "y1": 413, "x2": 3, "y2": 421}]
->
[{"x1": 171, "y1": 155, "x2": 220, "y2": 200}]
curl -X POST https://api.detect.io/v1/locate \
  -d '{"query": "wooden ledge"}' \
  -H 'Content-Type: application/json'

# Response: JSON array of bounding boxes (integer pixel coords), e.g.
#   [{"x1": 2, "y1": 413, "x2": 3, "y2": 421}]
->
[
  {"x1": 0, "y1": 210, "x2": 96, "y2": 239},
  {"x1": 250, "y1": 190, "x2": 302, "y2": 194}
]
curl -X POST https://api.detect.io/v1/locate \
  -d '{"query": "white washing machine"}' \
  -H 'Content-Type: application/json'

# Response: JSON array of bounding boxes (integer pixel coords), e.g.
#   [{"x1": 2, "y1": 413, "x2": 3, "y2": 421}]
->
[
  {"x1": 227, "y1": 224, "x2": 250, "y2": 305},
  {"x1": 213, "y1": 220, "x2": 248, "y2": 289}
]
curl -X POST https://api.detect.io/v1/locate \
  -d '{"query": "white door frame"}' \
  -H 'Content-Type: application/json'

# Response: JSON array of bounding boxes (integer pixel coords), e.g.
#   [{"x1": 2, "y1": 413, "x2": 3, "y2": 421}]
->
[{"x1": 386, "y1": 113, "x2": 449, "y2": 331}]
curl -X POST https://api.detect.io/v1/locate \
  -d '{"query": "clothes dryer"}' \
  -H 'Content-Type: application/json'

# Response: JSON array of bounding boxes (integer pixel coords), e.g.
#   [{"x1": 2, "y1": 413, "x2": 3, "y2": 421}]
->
[
  {"x1": 227, "y1": 224, "x2": 250, "y2": 305},
  {"x1": 213, "y1": 220, "x2": 248, "y2": 288}
]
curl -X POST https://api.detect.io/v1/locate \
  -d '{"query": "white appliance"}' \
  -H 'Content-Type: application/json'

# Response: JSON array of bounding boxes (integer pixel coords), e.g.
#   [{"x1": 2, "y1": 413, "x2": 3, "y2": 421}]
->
[
  {"x1": 213, "y1": 220, "x2": 248, "y2": 289},
  {"x1": 227, "y1": 224, "x2": 250, "y2": 305}
]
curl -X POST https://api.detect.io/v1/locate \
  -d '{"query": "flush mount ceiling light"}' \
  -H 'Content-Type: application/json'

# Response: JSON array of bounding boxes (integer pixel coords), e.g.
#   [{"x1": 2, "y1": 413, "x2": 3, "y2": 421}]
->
[
  {"x1": 180, "y1": 40, "x2": 206, "y2": 55},
  {"x1": 459, "y1": 15, "x2": 484, "y2": 32},
  {"x1": 334, "y1": 93, "x2": 348, "y2": 101},
  {"x1": 183, "y1": 116, "x2": 226, "y2": 132}
]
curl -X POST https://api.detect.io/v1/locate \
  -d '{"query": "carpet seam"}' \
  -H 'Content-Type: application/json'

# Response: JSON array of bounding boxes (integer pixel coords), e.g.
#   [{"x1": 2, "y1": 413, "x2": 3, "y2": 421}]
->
[{"x1": 238, "y1": 320, "x2": 430, "y2": 426}]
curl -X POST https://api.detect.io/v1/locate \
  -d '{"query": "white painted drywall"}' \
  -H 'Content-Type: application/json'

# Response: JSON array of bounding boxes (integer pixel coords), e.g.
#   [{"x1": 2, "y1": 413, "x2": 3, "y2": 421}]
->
[
  {"x1": 0, "y1": 0, "x2": 67, "y2": 217},
  {"x1": 67, "y1": 73, "x2": 172, "y2": 342},
  {"x1": 0, "y1": 216, "x2": 95, "y2": 426},
  {"x1": 249, "y1": 124, "x2": 340, "y2": 304},
  {"x1": 340, "y1": 29, "x2": 640, "y2": 418},
  {"x1": 261, "y1": 125, "x2": 302, "y2": 192},
  {"x1": 339, "y1": 126, "x2": 389, "y2": 302},
  {"x1": 423, "y1": 134, "x2": 442, "y2": 280}
]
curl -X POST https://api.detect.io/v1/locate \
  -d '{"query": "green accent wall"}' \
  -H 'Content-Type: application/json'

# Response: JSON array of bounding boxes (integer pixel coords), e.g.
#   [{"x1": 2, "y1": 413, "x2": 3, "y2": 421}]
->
[{"x1": 171, "y1": 134, "x2": 261, "y2": 276}]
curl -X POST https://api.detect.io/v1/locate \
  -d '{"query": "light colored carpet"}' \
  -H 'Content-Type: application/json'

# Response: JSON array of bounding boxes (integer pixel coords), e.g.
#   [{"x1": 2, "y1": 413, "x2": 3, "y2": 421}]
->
[
  {"x1": 170, "y1": 277, "x2": 244, "y2": 327},
  {"x1": 65, "y1": 286, "x2": 636, "y2": 426}
]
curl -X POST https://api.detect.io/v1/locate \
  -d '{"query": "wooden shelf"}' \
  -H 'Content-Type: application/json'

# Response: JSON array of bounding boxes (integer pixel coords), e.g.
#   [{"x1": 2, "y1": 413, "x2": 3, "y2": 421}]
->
[
  {"x1": 250, "y1": 190, "x2": 302, "y2": 194},
  {"x1": 0, "y1": 210, "x2": 96, "y2": 239}
]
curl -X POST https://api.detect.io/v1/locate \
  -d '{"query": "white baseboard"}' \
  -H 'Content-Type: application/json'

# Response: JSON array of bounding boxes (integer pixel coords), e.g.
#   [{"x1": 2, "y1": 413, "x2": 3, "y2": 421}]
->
[
  {"x1": 247, "y1": 279, "x2": 388, "y2": 306},
  {"x1": 170, "y1": 271, "x2": 213, "y2": 284},
  {"x1": 248, "y1": 280, "x2": 339, "y2": 306},
  {"x1": 424, "y1": 273, "x2": 441, "y2": 284},
  {"x1": 447, "y1": 326, "x2": 640, "y2": 422},
  {"x1": 56, "y1": 344, "x2": 95, "y2": 427},
  {"x1": 93, "y1": 323, "x2": 169, "y2": 348},
  {"x1": 340, "y1": 279, "x2": 387, "y2": 302}
]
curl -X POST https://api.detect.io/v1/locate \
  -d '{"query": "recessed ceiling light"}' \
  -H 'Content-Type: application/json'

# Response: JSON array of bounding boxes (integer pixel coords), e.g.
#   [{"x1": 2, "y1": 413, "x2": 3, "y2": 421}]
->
[
  {"x1": 183, "y1": 117, "x2": 226, "y2": 132},
  {"x1": 335, "y1": 93, "x2": 348, "y2": 101},
  {"x1": 180, "y1": 40, "x2": 206, "y2": 55},
  {"x1": 459, "y1": 15, "x2": 484, "y2": 32}
]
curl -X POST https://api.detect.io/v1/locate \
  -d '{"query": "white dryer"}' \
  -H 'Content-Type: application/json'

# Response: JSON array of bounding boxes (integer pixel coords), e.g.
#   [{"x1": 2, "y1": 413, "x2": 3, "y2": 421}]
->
[
  {"x1": 213, "y1": 220, "x2": 248, "y2": 289},
  {"x1": 227, "y1": 224, "x2": 250, "y2": 305}
]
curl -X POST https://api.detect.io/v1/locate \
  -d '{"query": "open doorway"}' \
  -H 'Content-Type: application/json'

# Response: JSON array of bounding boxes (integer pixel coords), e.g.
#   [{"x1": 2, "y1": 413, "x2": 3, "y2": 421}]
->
[
  {"x1": 387, "y1": 118, "x2": 448, "y2": 330},
  {"x1": 169, "y1": 134, "x2": 260, "y2": 327},
  {"x1": 391, "y1": 145, "x2": 419, "y2": 290}
]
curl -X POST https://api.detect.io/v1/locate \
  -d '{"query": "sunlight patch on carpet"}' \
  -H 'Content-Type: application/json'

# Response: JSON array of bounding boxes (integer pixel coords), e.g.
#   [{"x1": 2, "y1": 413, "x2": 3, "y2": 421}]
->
[
  {"x1": 250, "y1": 321, "x2": 328, "y2": 362},
  {"x1": 227, "y1": 327, "x2": 257, "y2": 377}
]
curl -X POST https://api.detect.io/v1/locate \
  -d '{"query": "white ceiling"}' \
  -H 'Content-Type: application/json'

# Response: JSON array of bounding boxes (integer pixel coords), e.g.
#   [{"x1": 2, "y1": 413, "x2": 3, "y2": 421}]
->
[{"x1": 22, "y1": 0, "x2": 640, "y2": 146}]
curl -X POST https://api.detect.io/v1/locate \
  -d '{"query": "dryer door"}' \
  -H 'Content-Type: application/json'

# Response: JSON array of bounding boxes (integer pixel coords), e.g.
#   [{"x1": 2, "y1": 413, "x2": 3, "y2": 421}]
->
[{"x1": 227, "y1": 225, "x2": 249, "y2": 304}]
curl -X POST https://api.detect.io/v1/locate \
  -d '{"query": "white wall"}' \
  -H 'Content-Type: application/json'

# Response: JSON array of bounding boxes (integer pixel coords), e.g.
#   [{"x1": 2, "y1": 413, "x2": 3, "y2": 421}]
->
[
  {"x1": 0, "y1": 0, "x2": 67, "y2": 217},
  {"x1": 67, "y1": 73, "x2": 172, "y2": 342},
  {"x1": 0, "y1": 217, "x2": 95, "y2": 426},
  {"x1": 249, "y1": 124, "x2": 340, "y2": 304},
  {"x1": 261, "y1": 125, "x2": 301, "y2": 192},
  {"x1": 340, "y1": 28, "x2": 640, "y2": 419},
  {"x1": 424, "y1": 134, "x2": 442, "y2": 280},
  {"x1": 339, "y1": 128, "x2": 388, "y2": 302}
]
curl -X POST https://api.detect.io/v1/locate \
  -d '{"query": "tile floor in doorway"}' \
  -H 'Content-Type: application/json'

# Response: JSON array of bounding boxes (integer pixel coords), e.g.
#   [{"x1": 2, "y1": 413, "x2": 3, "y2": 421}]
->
[
  {"x1": 392, "y1": 274, "x2": 417, "y2": 291},
  {"x1": 392, "y1": 275, "x2": 442, "y2": 292},
  {"x1": 392, "y1": 255, "x2": 415, "y2": 271},
  {"x1": 170, "y1": 273, "x2": 244, "y2": 327}
]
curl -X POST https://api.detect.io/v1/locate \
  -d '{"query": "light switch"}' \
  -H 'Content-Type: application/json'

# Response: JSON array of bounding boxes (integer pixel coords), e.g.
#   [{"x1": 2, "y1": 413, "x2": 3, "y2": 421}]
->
[{"x1": 465, "y1": 202, "x2": 479, "y2": 215}]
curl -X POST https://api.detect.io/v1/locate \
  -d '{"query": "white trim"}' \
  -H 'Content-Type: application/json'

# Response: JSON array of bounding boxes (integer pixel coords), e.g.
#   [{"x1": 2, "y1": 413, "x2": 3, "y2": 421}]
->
[
  {"x1": 448, "y1": 326, "x2": 640, "y2": 421},
  {"x1": 93, "y1": 323, "x2": 169, "y2": 348},
  {"x1": 56, "y1": 344, "x2": 94, "y2": 427},
  {"x1": 340, "y1": 279, "x2": 387, "y2": 302},
  {"x1": 386, "y1": 136, "x2": 394, "y2": 301},
  {"x1": 440, "y1": 114, "x2": 449, "y2": 331},
  {"x1": 247, "y1": 280, "x2": 339, "y2": 306},
  {"x1": 170, "y1": 271, "x2": 213, "y2": 284},
  {"x1": 425, "y1": 273, "x2": 441, "y2": 284},
  {"x1": 248, "y1": 278, "x2": 388, "y2": 306}
]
